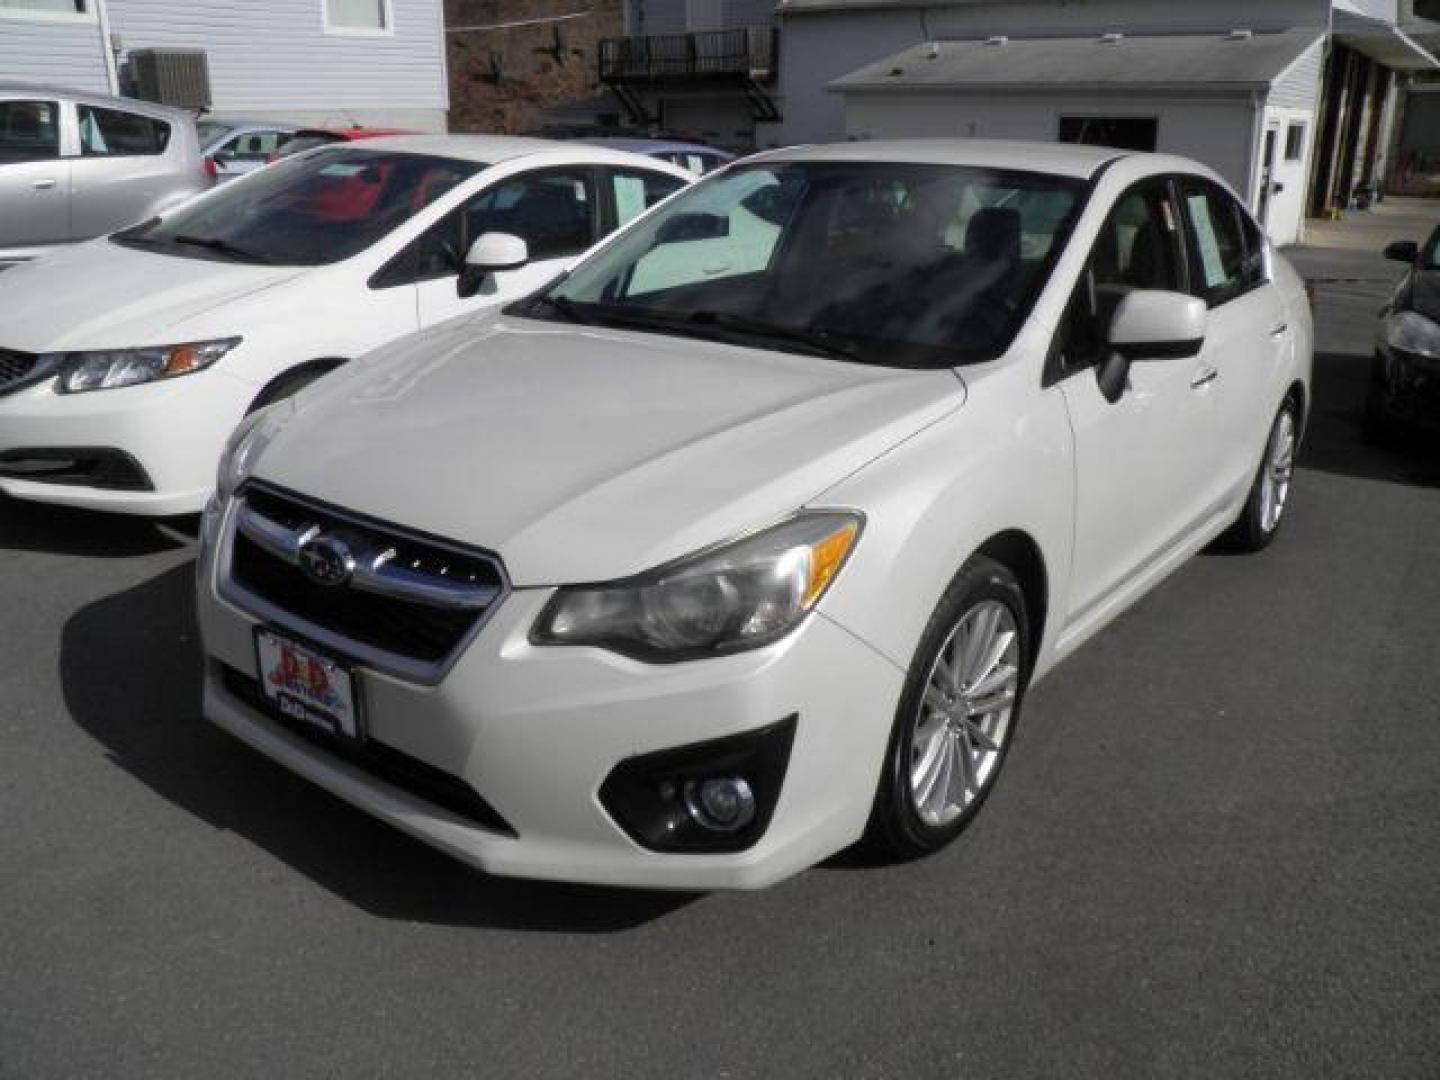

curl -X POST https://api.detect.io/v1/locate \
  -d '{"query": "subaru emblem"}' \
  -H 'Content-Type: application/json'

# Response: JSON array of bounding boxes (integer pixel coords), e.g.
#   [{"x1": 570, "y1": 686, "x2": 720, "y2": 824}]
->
[{"x1": 298, "y1": 534, "x2": 355, "y2": 588}]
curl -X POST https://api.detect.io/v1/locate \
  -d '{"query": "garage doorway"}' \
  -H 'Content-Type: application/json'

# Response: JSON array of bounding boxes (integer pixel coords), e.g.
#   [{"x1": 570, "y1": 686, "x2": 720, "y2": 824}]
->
[{"x1": 1058, "y1": 116, "x2": 1158, "y2": 152}]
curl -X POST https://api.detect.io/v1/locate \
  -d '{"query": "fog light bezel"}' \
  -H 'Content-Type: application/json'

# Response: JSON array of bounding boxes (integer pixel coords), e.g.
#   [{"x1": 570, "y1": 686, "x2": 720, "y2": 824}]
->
[{"x1": 598, "y1": 715, "x2": 797, "y2": 854}]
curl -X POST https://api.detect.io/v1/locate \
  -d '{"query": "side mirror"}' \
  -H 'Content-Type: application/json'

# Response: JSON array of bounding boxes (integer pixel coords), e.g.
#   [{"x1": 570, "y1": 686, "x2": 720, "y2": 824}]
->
[
  {"x1": 1096, "y1": 290, "x2": 1207, "y2": 403},
  {"x1": 458, "y1": 232, "x2": 528, "y2": 298},
  {"x1": 655, "y1": 211, "x2": 730, "y2": 244},
  {"x1": 1383, "y1": 239, "x2": 1419, "y2": 264},
  {"x1": 1107, "y1": 290, "x2": 1207, "y2": 360}
]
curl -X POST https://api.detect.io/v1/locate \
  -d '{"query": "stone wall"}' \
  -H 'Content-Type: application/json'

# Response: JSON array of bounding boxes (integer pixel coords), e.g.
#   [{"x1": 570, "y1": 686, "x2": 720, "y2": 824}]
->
[{"x1": 446, "y1": 0, "x2": 625, "y2": 134}]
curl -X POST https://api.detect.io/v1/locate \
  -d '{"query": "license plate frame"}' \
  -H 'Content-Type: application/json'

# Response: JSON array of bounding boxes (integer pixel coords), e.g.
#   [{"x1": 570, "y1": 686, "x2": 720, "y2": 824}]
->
[{"x1": 254, "y1": 627, "x2": 362, "y2": 741}]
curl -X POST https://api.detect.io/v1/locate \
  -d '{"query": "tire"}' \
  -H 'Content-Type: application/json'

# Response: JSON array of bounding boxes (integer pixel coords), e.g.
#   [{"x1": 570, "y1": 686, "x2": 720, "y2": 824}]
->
[
  {"x1": 865, "y1": 555, "x2": 1030, "y2": 859},
  {"x1": 1220, "y1": 397, "x2": 1300, "y2": 553},
  {"x1": 245, "y1": 363, "x2": 337, "y2": 416}
]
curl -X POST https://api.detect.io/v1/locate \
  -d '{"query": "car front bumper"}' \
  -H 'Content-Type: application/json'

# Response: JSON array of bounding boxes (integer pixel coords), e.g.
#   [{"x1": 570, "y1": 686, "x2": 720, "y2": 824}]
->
[
  {"x1": 195, "y1": 498, "x2": 906, "y2": 890},
  {"x1": 0, "y1": 367, "x2": 255, "y2": 516}
]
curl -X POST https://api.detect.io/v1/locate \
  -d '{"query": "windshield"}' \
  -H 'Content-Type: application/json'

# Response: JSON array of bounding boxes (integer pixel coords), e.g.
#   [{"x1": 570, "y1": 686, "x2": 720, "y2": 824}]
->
[
  {"x1": 538, "y1": 161, "x2": 1085, "y2": 367},
  {"x1": 115, "y1": 148, "x2": 480, "y2": 266}
]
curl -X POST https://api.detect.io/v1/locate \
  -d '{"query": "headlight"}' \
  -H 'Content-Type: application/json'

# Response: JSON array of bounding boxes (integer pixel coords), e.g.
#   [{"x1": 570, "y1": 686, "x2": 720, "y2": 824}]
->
[
  {"x1": 55, "y1": 337, "x2": 240, "y2": 393},
  {"x1": 1382, "y1": 310, "x2": 1440, "y2": 360},
  {"x1": 531, "y1": 512, "x2": 863, "y2": 662},
  {"x1": 214, "y1": 399, "x2": 293, "y2": 503}
]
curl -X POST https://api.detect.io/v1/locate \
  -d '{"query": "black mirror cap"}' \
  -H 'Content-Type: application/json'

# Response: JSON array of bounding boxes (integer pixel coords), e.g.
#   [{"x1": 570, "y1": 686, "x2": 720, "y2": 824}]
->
[{"x1": 1383, "y1": 240, "x2": 1419, "y2": 264}]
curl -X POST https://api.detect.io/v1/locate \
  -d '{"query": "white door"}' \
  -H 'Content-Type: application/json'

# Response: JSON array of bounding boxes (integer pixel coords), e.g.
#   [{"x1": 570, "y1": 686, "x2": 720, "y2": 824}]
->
[
  {"x1": 0, "y1": 98, "x2": 70, "y2": 250},
  {"x1": 1053, "y1": 179, "x2": 1224, "y2": 624},
  {"x1": 414, "y1": 166, "x2": 603, "y2": 327}
]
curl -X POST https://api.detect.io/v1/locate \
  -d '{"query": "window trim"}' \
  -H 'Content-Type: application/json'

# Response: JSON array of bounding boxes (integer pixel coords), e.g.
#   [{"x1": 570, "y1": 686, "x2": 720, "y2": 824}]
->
[
  {"x1": 0, "y1": 1, "x2": 94, "y2": 25},
  {"x1": 320, "y1": 0, "x2": 394, "y2": 37}
]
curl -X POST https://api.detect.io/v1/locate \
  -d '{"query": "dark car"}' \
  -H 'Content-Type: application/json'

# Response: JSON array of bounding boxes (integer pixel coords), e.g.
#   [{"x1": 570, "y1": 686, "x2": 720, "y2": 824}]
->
[{"x1": 1368, "y1": 222, "x2": 1440, "y2": 441}]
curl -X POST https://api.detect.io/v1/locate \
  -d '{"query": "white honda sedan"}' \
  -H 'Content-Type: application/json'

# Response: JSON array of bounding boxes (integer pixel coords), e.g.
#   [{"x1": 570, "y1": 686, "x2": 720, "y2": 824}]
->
[
  {"x1": 196, "y1": 140, "x2": 1312, "y2": 890},
  {"x1": 0, "y1": 136, "x2": 691, "y2": 515}
]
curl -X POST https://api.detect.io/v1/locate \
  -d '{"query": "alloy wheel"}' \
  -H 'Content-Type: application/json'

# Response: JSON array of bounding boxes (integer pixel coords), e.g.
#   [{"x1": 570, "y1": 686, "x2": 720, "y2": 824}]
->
[{"x1": 1260, "y1": 408, "x2": 1296, "y2": 534}]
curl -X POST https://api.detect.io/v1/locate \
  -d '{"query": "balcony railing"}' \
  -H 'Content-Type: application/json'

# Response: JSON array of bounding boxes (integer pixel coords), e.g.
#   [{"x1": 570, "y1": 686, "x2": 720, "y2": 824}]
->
[{"x1": 599, "y1": 26, "x2": 778, "y2": 83}]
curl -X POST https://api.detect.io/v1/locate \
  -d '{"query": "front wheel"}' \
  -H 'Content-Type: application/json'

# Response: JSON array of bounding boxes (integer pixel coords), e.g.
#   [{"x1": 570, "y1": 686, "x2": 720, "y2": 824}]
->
[
  {"x1": 865, "y1": 556, "x2": 1030, "y2": 858},
  {"x1": 1220, "y1": 398, "x2": 1299, "y2": 553}
]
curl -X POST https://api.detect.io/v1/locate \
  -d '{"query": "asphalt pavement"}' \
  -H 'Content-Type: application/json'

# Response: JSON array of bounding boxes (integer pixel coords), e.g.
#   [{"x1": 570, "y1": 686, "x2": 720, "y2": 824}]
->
[{"x1": 2, "y1": 208, "x2": 1439, "y2": 1078}]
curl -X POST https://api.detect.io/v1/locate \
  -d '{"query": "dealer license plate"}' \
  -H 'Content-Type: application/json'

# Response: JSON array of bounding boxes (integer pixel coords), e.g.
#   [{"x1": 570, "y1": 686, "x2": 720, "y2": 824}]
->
[{"x1": 256, "y1": 629, "x2": 359, "y2": 739}]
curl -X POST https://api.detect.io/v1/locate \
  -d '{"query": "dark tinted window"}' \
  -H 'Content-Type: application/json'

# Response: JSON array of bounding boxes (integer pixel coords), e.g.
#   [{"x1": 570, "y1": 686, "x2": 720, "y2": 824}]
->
[
  {"x1": 117, "y1": 149, "x2": 479, "y2": 266},
  {"x1": 1178, "y1": 177, "x2": 1249, "y2": 305},
  {"x1": 1059, "y1": 116, "x2": 1158, "y2": 152},
  {"x1": 0, "y1": 99, "x2": 60, "y2": 163},
  {"x1": 465, "y1": 168, "x2": 597, "y2": 260},
  {"x1": 1284, "y1": 123, "x2": 1306, "y2": 162},
  {"x1": 1053, "y1": 179, "x2": 1184, "y2": 377},
  {"x1": 78, "y1": 105, "x2": 171, "y2": 156}
]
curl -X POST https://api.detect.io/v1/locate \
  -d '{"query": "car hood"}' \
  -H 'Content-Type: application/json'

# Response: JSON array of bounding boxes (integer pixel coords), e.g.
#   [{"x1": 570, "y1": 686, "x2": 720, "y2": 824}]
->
[
  {"x1": 252, "y1": 315, "x2": 966, "y2": 585},
  {"x1": 0, "y1": 240, "x2": 304, "y2": 353}
]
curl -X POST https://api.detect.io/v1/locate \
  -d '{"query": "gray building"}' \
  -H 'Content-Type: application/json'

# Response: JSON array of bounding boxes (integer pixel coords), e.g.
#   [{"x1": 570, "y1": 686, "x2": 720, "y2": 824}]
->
[
  {"x1": 762, "y1": 0, "x2": 1440, "y2": 245},
  {"x1": 0, "y1": 0, "x2": 448, "y2": 132}
]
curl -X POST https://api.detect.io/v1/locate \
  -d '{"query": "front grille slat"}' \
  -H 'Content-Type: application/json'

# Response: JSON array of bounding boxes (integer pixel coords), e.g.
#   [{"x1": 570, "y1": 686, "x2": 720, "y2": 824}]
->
[{"x1": 221, "y1": 483, "x2": 508, "y2": 682}]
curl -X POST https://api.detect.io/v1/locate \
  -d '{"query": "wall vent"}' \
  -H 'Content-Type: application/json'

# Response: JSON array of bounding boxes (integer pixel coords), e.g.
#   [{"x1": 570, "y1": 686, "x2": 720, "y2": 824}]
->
[{"x1": 129, "y1": 49, "x2": 211, "y2": 109}]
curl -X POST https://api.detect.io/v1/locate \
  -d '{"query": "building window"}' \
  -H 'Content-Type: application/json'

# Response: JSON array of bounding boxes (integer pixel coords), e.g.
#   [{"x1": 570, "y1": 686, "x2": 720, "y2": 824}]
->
[
  {"x1": 0, "y1": 0, "x2": 89, "y2": 16},
  {"x1": 1058, "y1": 116, "x2": 1158, "y2": 152},
  {"x1": 1284, "y1": 122, "x2": 1306, "y2": 162},
  {"x1": 324, "y1": 0, "x2": 390, "y2": 33}
]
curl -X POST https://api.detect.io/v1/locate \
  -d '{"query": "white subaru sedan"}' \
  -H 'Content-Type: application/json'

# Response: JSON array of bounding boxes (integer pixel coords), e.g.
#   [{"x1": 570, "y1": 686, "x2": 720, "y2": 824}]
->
[
  {"x1": 0, "y1": 136, "x2": 690, "y2": 515},
  {"x1": 196, "y1": 141, "x2": 1312, "y2": 890}
]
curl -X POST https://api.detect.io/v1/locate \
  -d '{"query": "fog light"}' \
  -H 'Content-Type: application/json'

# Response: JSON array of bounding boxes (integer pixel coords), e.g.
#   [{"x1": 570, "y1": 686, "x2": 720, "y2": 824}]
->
[{"x1": 684, "y1": 777, "x2": 756, "y2": 832}]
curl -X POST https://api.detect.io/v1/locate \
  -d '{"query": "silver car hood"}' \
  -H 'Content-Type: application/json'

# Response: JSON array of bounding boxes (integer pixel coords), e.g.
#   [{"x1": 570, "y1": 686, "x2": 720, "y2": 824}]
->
[{"x1": 251, "y1": 314, "x2": 966, "y2": 585}]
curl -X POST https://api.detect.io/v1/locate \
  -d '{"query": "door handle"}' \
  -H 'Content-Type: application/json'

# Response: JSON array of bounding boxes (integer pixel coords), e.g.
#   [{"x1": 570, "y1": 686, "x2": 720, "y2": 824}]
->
[
  {"x1": 1190, "y1": 366, "x2": 1219, "y2": 389},
  {"x1": 1270, "y1": 322, "x2": 1288, "y2": 338},
  {"x1": 32, "y1": 178, "x2": 57, "y2": 190}
]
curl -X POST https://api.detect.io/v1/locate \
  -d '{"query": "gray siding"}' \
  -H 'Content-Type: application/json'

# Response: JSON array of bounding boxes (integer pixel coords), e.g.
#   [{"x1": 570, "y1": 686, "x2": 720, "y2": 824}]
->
[
  {"x1": 629, "y1": 0, "x2": 772, "y2": 33},
  {"x1": 107, "y1": 0, "x2": 447, "y2": 115},
  {"x1": 1269, "y1": 35, "x2": 1325, "y2": 108},
  {"x1": 0, "y1": 15, "x2": 110, "y2": 93}
]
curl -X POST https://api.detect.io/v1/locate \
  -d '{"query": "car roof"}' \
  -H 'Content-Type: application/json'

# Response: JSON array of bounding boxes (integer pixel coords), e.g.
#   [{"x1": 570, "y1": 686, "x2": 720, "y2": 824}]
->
[
  {"x1": 585, "y1": 137, "x2": 733, "y2": 158},
  {"x1": 745, "y1": 138, "x2": 1128, "y2": 179},
  {"x1": 0, "y1": 81, "x2": 194, "y2": 123},
  {"x1": 200, "y1": 117, "x2": 298, "y2": 130},
  {"x1": 337, "y1": 133, "x2": 697, "y2": 171}
]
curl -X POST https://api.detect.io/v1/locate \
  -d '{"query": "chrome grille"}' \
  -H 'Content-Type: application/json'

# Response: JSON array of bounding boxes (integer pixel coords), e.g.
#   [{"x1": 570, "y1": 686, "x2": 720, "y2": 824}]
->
[{"x1": 219, "y1": 483, "x2": 509, "y2": 684}]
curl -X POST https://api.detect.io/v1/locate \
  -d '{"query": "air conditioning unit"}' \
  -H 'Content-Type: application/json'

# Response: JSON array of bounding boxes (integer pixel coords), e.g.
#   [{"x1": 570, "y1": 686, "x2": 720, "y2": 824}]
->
[{"x1": 129, "y1": 49, "x2": 211, "y2": 109}]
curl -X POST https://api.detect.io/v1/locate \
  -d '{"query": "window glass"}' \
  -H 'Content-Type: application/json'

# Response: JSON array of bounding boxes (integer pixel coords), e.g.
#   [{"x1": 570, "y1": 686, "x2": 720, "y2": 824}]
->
[
  {"x1": 77, "y1": 105, "x2": 171, "y2": 156},
  {"x1": 116, "y1": 149, "x2": 479, "y2": 266},
  {"x1": 548, "y1": 162, "x2": 1084, "y2": 369},
  {"x1": 1284, "y1": 123, "x2": 1306, "y2": 162},
  {"x1": 0, "y1": 99, "x2": 60, "y2": 163},
  {"x1": 0, "y1": 0, "x2": 87, "y2": 12},
  {"x1": 1058, "y1": 116, "x2": 1158, "y2": 152},
  {"x1": 611, "y1": 168, "x2": 685, "y2": 226},
  {"x1": 1054, "y1": 181, "x2": 1183, "y2": 376},
  {"x1": 1179, "y1": 178, "x2": 1247, "y2": 304},
  {"x1": 1234, "y1": 199, "x2": 1269, "y2": 289},
  {"x1": 224, "y1": 130, "x2": 286, "y2": 159},
  {"x1": 195, "y1": 120, "x2": 234, "y2": 149},
  {"x1": 326, "y1": 0, "x2": 385, "y2": 29},
  {"x1": 464, "y1": 169, "x2": 597, "y2": 261}
]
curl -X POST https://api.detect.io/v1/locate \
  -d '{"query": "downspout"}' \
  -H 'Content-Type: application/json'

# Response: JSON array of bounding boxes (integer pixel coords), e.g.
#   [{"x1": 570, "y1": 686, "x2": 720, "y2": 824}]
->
[{"x1": 94, "y1": 0, "x2": 120, "y2": 95}]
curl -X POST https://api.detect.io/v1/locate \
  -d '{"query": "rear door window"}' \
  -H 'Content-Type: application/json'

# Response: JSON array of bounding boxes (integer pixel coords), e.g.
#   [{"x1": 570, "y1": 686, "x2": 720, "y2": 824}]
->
[
  {"x1": 0, "y1": 100, "x2": 61, "y2": 163},
  {"x1": 77, "y1": 105, "x2": 171, "y2": 157}
]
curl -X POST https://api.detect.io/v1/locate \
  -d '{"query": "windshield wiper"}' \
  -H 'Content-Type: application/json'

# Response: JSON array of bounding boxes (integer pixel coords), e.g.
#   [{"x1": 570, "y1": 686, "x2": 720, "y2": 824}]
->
[
  {"x1": 170, "y1": 234, "x2": 275, "y2": 264},
  {"x1": 685, "y1": 310, "x2": 865, "y2": 363}
]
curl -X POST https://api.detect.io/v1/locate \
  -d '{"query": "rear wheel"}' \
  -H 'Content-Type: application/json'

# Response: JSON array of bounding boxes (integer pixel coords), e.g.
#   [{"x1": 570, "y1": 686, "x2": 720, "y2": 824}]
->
[
  {"x1": 1220, "y1": 398, "x2": 1299, "y2": 553},
  {"x1": 866, "y1": 556, "x2": 1029, "y2": 858}
]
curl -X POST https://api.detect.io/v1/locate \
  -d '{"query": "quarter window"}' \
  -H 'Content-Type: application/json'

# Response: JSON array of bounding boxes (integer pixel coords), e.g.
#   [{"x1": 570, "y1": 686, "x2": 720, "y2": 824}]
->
[
  {"x1": 0, "y1": 99, "x2": 60, "y2": 162},
  {"x1": 77, "y1": 105, "x2": 171, "y2": 157}
]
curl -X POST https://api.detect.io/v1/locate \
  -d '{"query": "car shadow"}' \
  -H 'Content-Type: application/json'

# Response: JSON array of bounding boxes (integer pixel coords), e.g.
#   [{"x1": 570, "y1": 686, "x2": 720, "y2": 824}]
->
[
  {"x1": 0, "y1": 494, "x2": 190, "y2": 557},
  {"x1": 1298, "y1": 350, "x2": 1440, "y2": 489},
  {"x1": 59, "y1": 562, "x2": 697, "y2": 931}
]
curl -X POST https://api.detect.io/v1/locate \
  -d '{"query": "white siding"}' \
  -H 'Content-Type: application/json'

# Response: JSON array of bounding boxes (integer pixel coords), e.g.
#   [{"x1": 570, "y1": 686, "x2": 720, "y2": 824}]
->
[
  {"x1": 106, "y1": 0, "x2": 447, "y2": 116},
  {"x1": 0, "y1": 14, "x2": 110, "y2": 92},
  {"x1": 1269, "y1": 35, "x2": 1325, "y2": 108},
  {"x1": 844, "y1": 90, "x2": 1259, "y2": 196},
  {"x1": 922, "y1": 0, "x2": 1328, "y2": 37}
]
